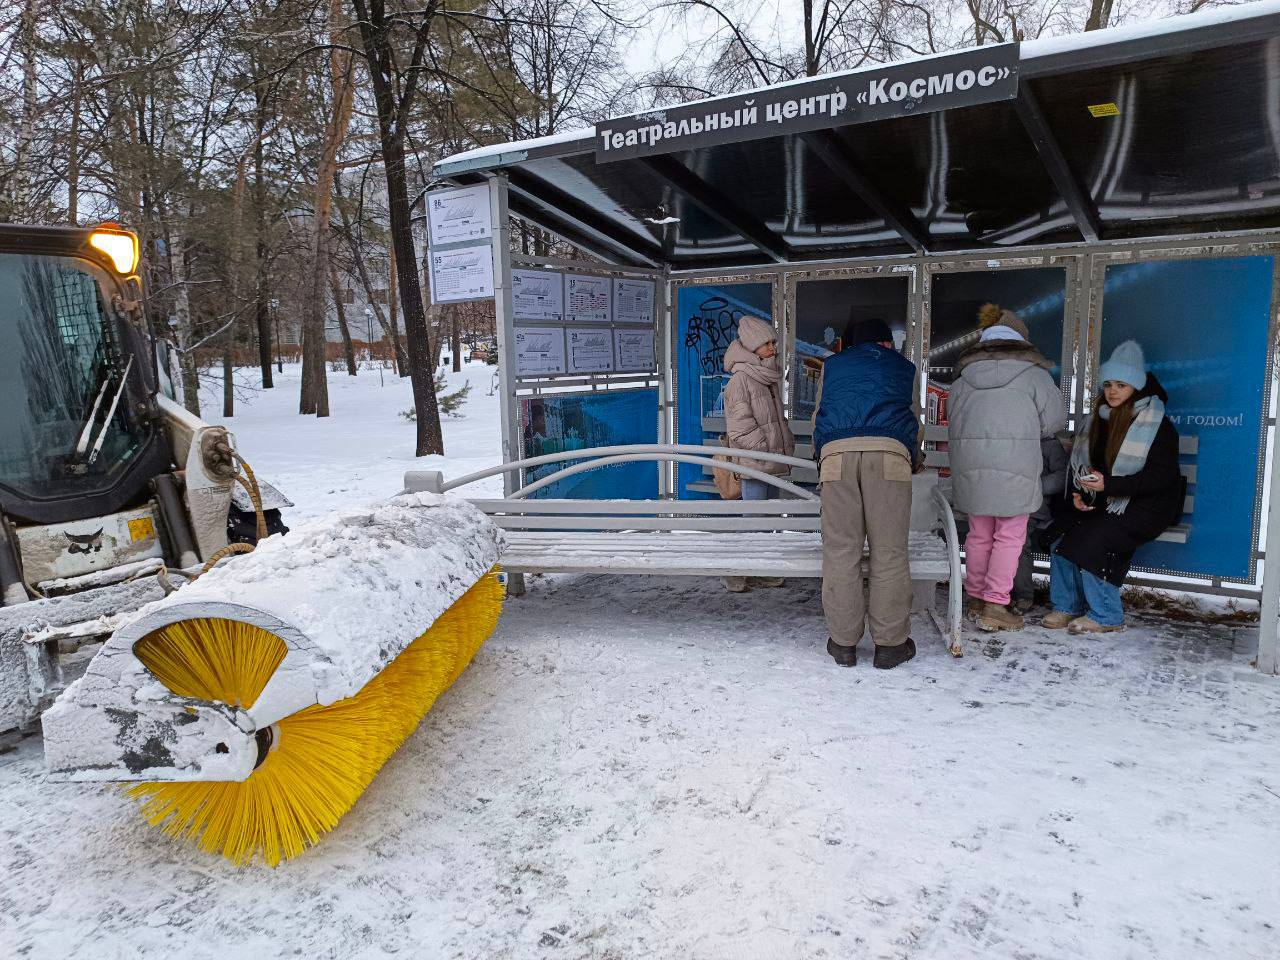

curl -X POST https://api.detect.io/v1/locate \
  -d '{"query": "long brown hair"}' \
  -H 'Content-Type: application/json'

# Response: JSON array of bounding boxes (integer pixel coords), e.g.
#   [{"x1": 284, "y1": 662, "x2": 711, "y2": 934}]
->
[{"x1": 1090, "y1": 393, "x2": 1136, "y2": 470}]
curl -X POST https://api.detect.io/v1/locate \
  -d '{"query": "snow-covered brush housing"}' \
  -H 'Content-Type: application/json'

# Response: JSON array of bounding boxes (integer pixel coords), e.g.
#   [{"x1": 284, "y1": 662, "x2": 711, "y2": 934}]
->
[{"x1": 42, "y1": 493, "x2": 504, "y2": 866}]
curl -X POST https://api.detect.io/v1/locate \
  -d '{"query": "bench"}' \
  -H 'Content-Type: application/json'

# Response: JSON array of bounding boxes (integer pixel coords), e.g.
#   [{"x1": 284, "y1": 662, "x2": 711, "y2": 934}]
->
[
  {"x1": 922, "y1": 425, "x2": 1199, "y2": 543},
  {"x1": 405, "y1": 444, "x2": 964, "y2": 656}
]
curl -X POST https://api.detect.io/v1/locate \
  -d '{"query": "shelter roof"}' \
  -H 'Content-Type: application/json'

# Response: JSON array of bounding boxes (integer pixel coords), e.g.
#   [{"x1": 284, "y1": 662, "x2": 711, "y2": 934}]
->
[{"x1": 434, "y1": 2, "x2": 1280, "y2": 269}]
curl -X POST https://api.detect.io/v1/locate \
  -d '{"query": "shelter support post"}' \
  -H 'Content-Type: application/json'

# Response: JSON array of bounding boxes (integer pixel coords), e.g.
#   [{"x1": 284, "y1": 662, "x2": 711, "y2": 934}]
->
[
  {"x1": 1013, "y1": 85, "x2": 1104, "y2": 244},
  {"x1": 488, "y1": 174, "x2": 517, "y2": 497},
  {"x1": 1258, "y1": 428, "x2": 1280, "y2": 674}
]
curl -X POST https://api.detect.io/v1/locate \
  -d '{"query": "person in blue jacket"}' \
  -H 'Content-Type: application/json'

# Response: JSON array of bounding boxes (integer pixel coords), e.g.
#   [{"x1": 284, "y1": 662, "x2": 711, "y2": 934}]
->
[{"x1": 812, "y1": 315, "x2": 920, "y2": 670}]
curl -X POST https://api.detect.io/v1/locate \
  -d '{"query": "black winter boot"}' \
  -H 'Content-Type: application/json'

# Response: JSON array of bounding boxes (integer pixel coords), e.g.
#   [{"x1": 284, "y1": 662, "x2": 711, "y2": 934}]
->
[
  {"x1": 826, "y1": 637, "x2": 857, "y2": 667},
  {"x1": 874, "y1": 638, "x2": 916, "y2": 670}
]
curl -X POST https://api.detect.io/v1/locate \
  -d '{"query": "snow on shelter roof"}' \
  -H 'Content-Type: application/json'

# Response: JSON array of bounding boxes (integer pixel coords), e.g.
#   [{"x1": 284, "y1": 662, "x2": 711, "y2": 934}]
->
[
  {"x1": 432, "y1": 1, "x2": 1280, "y2": 270},
  {"x1": 434, "y1": 1, "x2": 1280, "y2": 177}
]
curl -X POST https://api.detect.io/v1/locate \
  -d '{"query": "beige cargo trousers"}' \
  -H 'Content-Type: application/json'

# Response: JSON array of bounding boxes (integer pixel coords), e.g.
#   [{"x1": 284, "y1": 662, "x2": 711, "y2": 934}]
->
[{"x1": 819, "y1": 445, "x2": 913, "y2": 648}]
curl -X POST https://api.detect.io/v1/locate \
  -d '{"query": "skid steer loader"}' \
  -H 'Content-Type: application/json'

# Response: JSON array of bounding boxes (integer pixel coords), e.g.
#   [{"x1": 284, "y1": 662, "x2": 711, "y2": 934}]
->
[{"x1": 0, "y1": 223, "x2": 289, "y2": 746}]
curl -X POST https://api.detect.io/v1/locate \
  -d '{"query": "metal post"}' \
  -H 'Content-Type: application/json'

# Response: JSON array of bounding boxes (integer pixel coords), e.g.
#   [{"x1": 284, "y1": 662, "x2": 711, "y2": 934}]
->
[
  {"x1": 489, "y1": 174, "x2": 518, "y2": 498},
  {"x1": 1259, "y1": 411, "x2": 1280, "y2": 674}
]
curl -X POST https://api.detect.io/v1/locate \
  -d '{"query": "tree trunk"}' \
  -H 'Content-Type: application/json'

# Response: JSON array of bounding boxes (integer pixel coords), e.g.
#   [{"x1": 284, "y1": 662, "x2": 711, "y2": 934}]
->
[
  {"x1": 803, "y1": 0, "x2": 817, "y2": 77},
  {"x1": 253, "y1": 81, "x2": 274, "y2": 389},
  {"x1": 389, "y1": 245, "x2": 407, "y2": 376},
  {"x1": 10, "y1": 0, "x2": 38, "y2": 217},
  {"x1": 67, "y1": 60, "x2": 83, "y2": 223},
  {"x1": 329, "y1": 264, "x2": 358, "y2": 375},
  {"x1": 299, "y1": 0, "x2": 356, "y2": 417},
  {"x1": 351, "y1": 0, "x2": 444, "y2": 455},
  {"x1": 452, "y1": 306, "x2": 461, "y2": 372},
  {"x1": 223, "y1": 322, "x2": 235, "y2": 417},
  {"x1": 169, "y1": 231, "x2": 202, "y2": 416}
]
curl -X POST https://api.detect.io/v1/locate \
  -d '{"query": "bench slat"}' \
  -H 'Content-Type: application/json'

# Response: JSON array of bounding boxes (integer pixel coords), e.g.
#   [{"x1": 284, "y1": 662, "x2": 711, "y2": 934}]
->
[
  {"x1": 493, "y1": 515, "x2": 822, "y2": 532},
  {"x1": 470, "y1": 498, "x2": 820, "y2": 515}
]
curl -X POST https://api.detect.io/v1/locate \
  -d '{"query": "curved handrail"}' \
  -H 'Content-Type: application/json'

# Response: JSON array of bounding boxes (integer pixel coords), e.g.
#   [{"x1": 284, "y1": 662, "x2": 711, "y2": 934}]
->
[
  {"x1": 513, "y1": 452, "x2": 819, "y2": 501},
  {"x1": 931, "y1": 484, "x2": 964, "y2": 656},
  {"x1": 439, "y1": 444, "x2": 814, "y2": 493}
]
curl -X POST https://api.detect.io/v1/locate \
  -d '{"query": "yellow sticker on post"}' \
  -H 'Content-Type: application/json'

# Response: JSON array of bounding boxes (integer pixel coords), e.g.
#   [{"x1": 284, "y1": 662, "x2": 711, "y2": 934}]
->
[
  {"x1": 1088, "y1": 102, "x2": 1120, "y2": 118},
  {"x1": 128, "y1": 517, "x2": 156, "y2": 542}
]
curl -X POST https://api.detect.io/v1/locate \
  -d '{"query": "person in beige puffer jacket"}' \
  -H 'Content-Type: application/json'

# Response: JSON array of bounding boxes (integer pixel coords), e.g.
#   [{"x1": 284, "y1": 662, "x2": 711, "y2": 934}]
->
[{"x1": 721, "y1": 315, "x2": 795, "y2": 591}]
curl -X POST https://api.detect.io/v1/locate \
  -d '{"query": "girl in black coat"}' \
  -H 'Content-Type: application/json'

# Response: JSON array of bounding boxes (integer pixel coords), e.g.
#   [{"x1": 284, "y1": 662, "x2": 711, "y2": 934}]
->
[{"x1": 1044, "y1": 341, "x2": 1182, "y2": 634}]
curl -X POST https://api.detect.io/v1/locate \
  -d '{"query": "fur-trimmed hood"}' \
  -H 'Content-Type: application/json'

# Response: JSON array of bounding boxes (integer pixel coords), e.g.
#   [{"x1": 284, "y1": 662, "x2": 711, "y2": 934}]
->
[{"x1": 955, "y1": 338, "x2": 1054, "y2": 378}]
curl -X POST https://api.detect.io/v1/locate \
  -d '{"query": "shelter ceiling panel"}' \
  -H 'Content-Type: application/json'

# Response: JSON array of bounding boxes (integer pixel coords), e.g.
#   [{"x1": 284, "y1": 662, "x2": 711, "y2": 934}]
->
[
  {"x1": 520, "y1": 156, "x2": 674, "y2": 251},
  {"x1": 657, "y1": 137, "x2": 908, "y2": 259},
  {"x1": 826, "y1": 100, "x2": 1082, "y2": 250},
  {"x1": 1031, "y1": 42, "x2": 1280, "y2": 238}
]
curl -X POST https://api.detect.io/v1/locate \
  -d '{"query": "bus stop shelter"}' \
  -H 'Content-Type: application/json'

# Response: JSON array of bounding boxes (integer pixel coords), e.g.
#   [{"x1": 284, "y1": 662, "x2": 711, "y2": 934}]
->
[{"x1": 430, "y1": 2, "x2": 1280, "y2": 673}]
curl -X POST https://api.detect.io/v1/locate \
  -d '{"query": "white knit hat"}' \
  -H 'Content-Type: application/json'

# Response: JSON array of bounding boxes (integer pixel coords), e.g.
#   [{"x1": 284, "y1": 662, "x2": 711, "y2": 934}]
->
[{"x1": 1098, "y1": 340, "x2": 1147, "y2": 390}]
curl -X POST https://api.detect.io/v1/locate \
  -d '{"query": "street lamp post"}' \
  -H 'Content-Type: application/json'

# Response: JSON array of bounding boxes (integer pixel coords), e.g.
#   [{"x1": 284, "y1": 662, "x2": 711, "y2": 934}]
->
[{"x1": 364, "y1": 306, "x2": 382, "y2": 387}]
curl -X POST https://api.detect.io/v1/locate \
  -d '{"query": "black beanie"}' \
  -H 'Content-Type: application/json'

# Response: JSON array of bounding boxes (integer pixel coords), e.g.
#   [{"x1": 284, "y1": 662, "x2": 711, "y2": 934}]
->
[{"x1": 843, "y1": 316, "x2": 893, "y2": 346}]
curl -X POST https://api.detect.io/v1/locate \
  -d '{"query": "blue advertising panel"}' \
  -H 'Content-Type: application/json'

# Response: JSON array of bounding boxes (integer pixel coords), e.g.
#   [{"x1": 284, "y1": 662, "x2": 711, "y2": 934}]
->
[
  {"x1": 675, "y1": 283, "x2": 773, "y2": 498},
  {"x1": 1101, "y1": 256, "x2": 1274, "y2": 579},
  {"x1": 519, "y1": 389, "x2": 659, "y2": 499}
]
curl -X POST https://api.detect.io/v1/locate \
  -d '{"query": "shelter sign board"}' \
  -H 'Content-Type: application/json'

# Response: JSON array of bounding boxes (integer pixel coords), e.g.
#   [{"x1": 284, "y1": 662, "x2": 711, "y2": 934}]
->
[
  {"x1": 614, "y1": 278, "x2": 655, "y2": 325},
  {"x1": 514, "y1": 325, "x2": 567, "y2": 376},
  {"x1": 426, "y1": 184, "x2": 491, "y2": 245},
  {"x1": 428, "y1": 243, "x2": 494, "y2": 303},
  {"x1": 597, "y1": 44, "x2": 1018, "y2": 162},
  {"x1": 567, "y1": 327, "x2": 615, "y2": 374},
  {"x1": 512, "y1": 269, "x2": 565, "y2": 322},
  {"x1": 566, "y1": 274, "x2": 612, "y2": 323}
]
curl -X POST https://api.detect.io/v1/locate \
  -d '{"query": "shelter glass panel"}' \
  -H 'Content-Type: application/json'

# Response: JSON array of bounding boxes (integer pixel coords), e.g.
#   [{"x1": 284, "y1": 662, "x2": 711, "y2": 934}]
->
[
  {"x1": 792, "y1": 277, "x2": 911, "y2": 421},
  {"x1": 519, "y1": 390, "x2": 660, "y2": 499},
  {"x1": 1100, "y1": 256, "x2": 1274, "y2": 580},
  {"x1": 675, "y1": 283, "x2": 774, "y2": 499},
  {"x1": 927, "y1": 268, "x2": 1068, "y2": 387}
]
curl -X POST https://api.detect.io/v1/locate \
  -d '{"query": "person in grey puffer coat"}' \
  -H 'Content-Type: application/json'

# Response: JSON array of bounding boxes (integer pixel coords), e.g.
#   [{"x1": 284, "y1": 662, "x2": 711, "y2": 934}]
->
[{"x1": 947, "y1": 304, "x2": 1066, "y2": 632}]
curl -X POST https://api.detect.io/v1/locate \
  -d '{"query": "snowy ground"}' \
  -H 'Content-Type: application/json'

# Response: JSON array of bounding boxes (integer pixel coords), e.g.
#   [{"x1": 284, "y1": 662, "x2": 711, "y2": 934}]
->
[{"x1": 3, "y1": 365, "x2": 1279, "y2": 959}]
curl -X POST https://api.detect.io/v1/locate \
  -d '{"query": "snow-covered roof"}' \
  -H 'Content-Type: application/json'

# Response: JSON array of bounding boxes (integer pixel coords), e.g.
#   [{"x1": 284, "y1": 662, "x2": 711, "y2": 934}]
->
[{"x1": 434, "y1": 0, "x2": 1280, "y2": 177}]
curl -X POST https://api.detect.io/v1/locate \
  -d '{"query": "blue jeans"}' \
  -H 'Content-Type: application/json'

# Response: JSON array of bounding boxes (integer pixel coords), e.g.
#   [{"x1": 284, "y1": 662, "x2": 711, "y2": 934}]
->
[
  {"x1": 740, "y1": 478, "x2": 772, "y2": 500},
  {"x1": 1049, "y1": 546, "x2": 1124, "y2": 625}
]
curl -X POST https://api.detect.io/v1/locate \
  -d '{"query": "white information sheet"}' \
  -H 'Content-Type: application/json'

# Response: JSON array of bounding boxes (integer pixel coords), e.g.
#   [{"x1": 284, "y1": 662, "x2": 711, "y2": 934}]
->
[
  {"x1": 426, "y1": 184, "x2": 492, "y2": 246},
  {"x1": 613, "y1": 328, "x2": 656, "y2": 371},
  {"x1": 428, "y1": 243, "x2": 494, "y2": 303},
  {"x1": 513, "y1": 326, "x2": 566, "y2": 376},
  {"x1": 512, "y1": 269, "x2": 565, "y2": 322},
  {"x1": 565, "y1": 274, "x2": 612, "y2": 324},
  {"x1": 613, "y1": 278, "x2": 655, "y2": 325},
  {"x1": 567, "y1": 327, "x2": 615, "y2": 374}
]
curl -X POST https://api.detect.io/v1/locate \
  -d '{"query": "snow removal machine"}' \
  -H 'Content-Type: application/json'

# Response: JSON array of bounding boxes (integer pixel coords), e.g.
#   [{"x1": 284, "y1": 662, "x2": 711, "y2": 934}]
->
[{"x1": 3, "y1": 223, "x2": 504, "y2": 865}]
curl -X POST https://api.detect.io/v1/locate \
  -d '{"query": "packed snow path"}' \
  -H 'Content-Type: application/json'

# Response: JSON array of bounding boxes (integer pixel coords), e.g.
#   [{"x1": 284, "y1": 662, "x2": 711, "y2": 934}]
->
[{"x1": 3, "y1": 575, "x2": 1277, "y2": 959}]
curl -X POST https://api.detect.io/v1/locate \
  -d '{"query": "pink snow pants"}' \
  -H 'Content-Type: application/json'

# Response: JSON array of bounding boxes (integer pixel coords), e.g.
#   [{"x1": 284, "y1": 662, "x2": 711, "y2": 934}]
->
[{"x1": 964, "y1": 514, "x2": 1029, "y2": 607}]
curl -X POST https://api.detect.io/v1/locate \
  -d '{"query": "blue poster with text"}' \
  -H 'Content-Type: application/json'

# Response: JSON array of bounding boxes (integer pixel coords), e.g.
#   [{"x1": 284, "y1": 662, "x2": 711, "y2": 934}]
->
[
  {"x1": 1102, "y1": 256, "x2": 1273, "y2": 579},
  {"x1": 675, "y1": 283, "x2": 773, "y2": 498}
]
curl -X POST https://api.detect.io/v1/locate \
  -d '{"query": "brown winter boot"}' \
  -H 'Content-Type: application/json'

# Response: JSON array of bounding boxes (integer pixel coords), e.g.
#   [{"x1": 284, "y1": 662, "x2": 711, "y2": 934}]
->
[
  {"x1": 1041, "y1": 610, "x2": 1075, "y2": 630},
  {"x1": 977, "y1": 602, "x2": 1024, "y2": 632},
  {"x1": 1068, "y1": 616, "x2": 1124, "y2": 635}
]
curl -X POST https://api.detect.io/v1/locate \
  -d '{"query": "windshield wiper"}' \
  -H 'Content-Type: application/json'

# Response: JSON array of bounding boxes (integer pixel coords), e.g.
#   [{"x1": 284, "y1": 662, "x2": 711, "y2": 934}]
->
[
  {"x1": 73, "y1": 373, "x2": 112, "y2": 457},
  {"x1": 85, "y1": 355, "x2": 134, "y2": 466}
]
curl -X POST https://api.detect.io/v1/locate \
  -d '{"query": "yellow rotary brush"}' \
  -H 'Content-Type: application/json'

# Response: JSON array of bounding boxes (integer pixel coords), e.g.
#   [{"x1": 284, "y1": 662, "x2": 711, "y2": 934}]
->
[{"x1": 43, "y1": 495, "x2": 504, "y2": 866}]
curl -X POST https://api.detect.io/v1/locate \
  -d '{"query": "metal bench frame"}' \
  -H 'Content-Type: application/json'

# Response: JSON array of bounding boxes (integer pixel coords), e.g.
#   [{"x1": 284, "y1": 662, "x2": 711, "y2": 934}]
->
[{"x1": 405, "y1": 444, "x2": 964, "y2": 656}]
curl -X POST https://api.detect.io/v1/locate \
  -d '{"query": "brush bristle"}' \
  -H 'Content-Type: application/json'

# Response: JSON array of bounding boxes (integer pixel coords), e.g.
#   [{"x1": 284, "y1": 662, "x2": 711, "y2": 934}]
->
[{"x1": 127, "y1": 568, "x2": 504, "y2": 867}]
